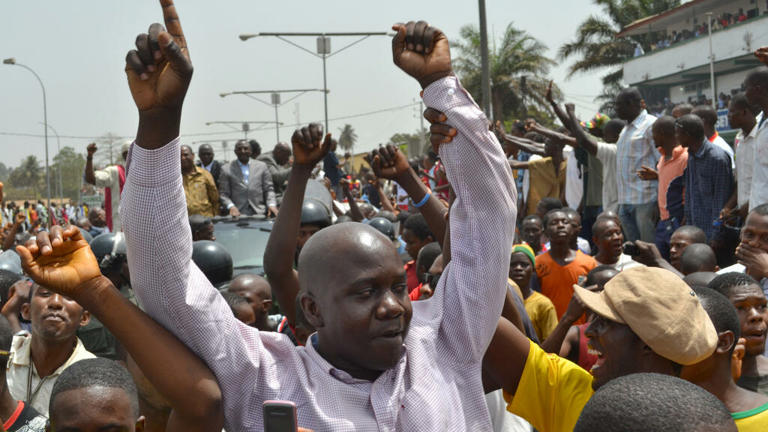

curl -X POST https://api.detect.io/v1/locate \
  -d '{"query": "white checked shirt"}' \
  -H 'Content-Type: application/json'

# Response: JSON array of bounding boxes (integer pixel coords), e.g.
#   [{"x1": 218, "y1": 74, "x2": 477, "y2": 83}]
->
[
  {"x1": 735, "y1": 113, "x2": 761, "y2": 208},
  {"x1": 616, "y1": 109, "x2": 660, "y2": 205},
  {"x1": 749, "y1": 113, "x2": 768, "y2": 211},
  {"x1": 122, "y1": 76, "x2": 517, "y2": 431}
]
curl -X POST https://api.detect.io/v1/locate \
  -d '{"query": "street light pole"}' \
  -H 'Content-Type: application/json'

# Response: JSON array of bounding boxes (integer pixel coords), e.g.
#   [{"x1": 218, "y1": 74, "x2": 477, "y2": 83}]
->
[
  {"x1": 220, "y1": 89, "x2": 325, "y2": 144},
  {"x1": 40, "y1": 122, "x2": 63, "y2": 202},
  {"x1": 478, "y1": 0, "x2": 492, "y2": 119},
  {"x1": 239, "y1": 31, "x2": 389, "y2": 133},
  {"x1": 3, "y1": 58, "x2": 50, "y2": 212}
]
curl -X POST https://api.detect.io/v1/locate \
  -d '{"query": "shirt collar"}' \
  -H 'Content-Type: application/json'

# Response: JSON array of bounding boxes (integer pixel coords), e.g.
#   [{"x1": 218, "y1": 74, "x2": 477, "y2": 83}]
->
[
  {"x1": 708, "y1": 131, "x2": 719, "y2": 142},
  {"x1": 238, "y1": 160, "x2": 249, "y2": 168},
  {"x1": 203, "y1": 161, "x2": 213, "y2": 170},
  {"x1": 11, "y1": 333, "x2": 90, "y2": 377},
  {"x1": 629, "y1": 109, "x2": 648, "y2": 128},
  {"x1": 693, "y1": 138, "x2": 711, "y2": 158}
]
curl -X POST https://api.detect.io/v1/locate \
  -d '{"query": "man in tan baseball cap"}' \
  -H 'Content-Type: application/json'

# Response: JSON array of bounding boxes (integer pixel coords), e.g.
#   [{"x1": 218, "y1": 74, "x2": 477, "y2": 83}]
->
[
  {"x1": 482, "y1": 266, "x2": 719, "y2": 432},
  {"x1": 573, "y1": 266, "x2": 719, "y2": 389}
]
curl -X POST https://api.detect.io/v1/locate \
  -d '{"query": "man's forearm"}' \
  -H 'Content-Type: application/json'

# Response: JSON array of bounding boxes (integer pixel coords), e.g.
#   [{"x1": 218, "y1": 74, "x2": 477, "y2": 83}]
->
[
  {"x1": 136, "y1": 110, "x2": 182, "y2": 150},
  {"x1": 540, "y1": 314, "x2": 578, "y2": 354},
  {"x1": 344, "y1": 188, "x2": 365, "y2": 222},
  {"x1": 396, "y1": 169, "x2": 446, "y2": 247},
  {"x1": 78, "y1": 276, "x2": 223, "y2": 430},
  {"x1": 531, "y1": 125, "x2": 577, "y2": 146},
  {"x1": 263, "y1": 166, "x2": 312, "y2": 325},
  {"x1": 84, "y1": 156, "x2": 96, "y2": 185}
]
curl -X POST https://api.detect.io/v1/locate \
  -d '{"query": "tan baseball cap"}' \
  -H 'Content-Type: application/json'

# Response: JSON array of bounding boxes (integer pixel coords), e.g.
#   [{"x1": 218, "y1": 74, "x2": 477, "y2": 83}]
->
[{"x1": 573, "y1": 266, "x2": 717, "y2": 366}]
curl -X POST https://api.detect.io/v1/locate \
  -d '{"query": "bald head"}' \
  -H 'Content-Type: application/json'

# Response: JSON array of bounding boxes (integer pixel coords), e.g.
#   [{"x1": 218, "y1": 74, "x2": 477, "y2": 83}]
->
[
  {"x1": 228, "y1": 274, "x2": 272, "y2": 329},
  {"x1": 273, "y1": 142, "x2": 292, "y2": 165},
  {"x1": 672, "y1": 103, "x2": 693, "y2": 118},
  {"x1": 680, "y1": 244, "x2": 717, "y2": 275},
  {"x1": 746, "y1": 68, "x2": 768, "y2": 91},
  {"x1": 298, "y1": 223, "x2": 401, "y2": 296},
  {"x1": 675, "y1": 114, "x2": 705, "y2": 142},
  {"x1": 229, "y1": 274, "x2": 271, "y2": 300}
]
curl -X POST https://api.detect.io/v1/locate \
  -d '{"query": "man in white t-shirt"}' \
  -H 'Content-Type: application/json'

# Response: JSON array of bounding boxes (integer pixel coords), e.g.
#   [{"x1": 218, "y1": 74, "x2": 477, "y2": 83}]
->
[{"x1": 84, "y1": 141, "x2": 129, "y2": 232}]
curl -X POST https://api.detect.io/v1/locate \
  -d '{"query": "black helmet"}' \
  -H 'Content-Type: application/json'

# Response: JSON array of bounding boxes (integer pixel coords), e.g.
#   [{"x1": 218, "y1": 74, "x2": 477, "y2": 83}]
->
[
  {"x1": 89, "y1": 233, "x2": 127, "y2": 274},
  {"x1": 77, "y1": 227, "x2": 93, "y2": 244},
  {"x1": 191, "y1": 240, "x2": 233, "y2": 287},
  {"x1": 300, "y1": 199, "x2": 331, "y2": 228},
  {"x1": 366, "y1": 217, "x2": 396, "y2": 240}
]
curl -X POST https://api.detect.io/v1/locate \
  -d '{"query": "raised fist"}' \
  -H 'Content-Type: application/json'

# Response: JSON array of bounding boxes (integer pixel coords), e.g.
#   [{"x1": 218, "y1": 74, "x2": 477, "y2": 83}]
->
[
  {"x1": 291, "y1": 124, "x2": 331, "y2": 168},
  {"x1": 391, "y1": 21, "x2": 452, "y2": 89},
  {"x1": 370, "y1": 145, "x2": 411, "y2": 181},
  {"x1": 87, "y1": 143, "x2": 98, "y2": 156}
]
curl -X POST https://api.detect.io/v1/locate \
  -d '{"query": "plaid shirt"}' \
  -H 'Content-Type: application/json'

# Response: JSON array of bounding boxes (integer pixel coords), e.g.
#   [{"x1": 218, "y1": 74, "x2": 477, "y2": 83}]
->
[
  {"x1": 122, "y1": 76, "x2": 517, "y2": 431},
  {"x1": 616, "y1": 110, "x2": 660, "y2": 204},
  {"x1": 684, "y1": 139, "x2": 734, "y2": 241}
]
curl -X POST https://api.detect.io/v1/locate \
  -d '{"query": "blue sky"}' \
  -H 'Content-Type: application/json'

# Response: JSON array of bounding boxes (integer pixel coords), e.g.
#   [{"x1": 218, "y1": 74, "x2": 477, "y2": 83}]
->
[{"x1": 0, "y1": 0, "x2": 607, "y2": 167}]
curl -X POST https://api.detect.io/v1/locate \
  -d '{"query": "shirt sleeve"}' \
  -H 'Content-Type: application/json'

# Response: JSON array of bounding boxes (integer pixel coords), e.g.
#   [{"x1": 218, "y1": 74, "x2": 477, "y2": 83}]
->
[
  {"x1": 261, "y1": 165, "x2": 277, "y2": 208},
  {"x1": 204, "y1": 170, "x2": 220, "y2": 213},
  {"x1": 506, "y1": 342, "x2": 594, "y2": 432},
  {"x1": 217, "y1": 167, "x2": 234, "y2": 209},
  {"x1": 122, "y1": 139, "x2": 272, "y2": 426},
  {"x1": 94, "y1": 166, "x2": 116, "y2": 188},
  {"x1": 416, "y1": 76, "x2": 517, "y2": 363}
]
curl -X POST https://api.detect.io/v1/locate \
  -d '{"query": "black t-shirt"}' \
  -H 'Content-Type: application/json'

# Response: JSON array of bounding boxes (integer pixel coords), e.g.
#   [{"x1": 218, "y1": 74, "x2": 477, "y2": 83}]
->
[{"x1": 6, "y1": 401, "x2": 47, "y2": 432}]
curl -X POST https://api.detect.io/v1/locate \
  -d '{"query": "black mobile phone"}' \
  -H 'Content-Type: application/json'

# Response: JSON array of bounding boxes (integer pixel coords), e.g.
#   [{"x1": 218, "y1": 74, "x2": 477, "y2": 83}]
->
[
  {"x1": 622, "y1": 241, "x2": 640, "y2": 257},
  {"x1": 263, "y1": 400, "x2": 298, "y2": 432}
]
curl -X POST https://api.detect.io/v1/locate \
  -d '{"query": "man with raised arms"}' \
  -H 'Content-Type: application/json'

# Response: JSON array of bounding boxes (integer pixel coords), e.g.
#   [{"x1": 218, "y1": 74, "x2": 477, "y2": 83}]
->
[{"x1": 119, "y1": 2, "x2": 516, "y2": 430}]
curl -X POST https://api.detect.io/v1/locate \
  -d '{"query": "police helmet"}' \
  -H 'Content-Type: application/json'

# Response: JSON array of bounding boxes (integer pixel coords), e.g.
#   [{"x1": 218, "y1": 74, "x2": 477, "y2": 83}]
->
[{"x1": 191, "y1": 240, "x2": 233, "y2": 287}]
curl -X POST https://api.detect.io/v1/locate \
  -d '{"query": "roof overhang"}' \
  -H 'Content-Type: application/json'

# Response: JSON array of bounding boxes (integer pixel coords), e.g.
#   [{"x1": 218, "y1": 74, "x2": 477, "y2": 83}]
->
[{"x1": 617, "y1": 0, "x2": 725, "y2": 38}]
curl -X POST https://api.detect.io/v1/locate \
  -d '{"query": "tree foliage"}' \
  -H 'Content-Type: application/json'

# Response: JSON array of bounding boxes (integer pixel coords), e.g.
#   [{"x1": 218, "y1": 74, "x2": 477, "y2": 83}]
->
[
  {"x1": 559, "y1": 0, "x2": 681, "y2": 110},
  {"x1": 337, "y1": 124, "x2": 358, "y2": 155},
  {"x1": 52, "y1": 146, "x2": 86, "y2": 200},
  {"x1": 9, "y1": 155, "x2": 42, "y2": 199},
  {"x1": 455, "y1": 22, "x2": 559, "y2": 123}
]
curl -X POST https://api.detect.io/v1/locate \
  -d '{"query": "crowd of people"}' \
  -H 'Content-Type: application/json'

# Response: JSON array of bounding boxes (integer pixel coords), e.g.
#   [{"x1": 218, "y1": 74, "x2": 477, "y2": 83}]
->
[
  {"x1": 639, "y1": 6, "x2": 760, "y2": 56},
  {"x1": 2, "y1": 1, "x2": 768, "y2": 431}
]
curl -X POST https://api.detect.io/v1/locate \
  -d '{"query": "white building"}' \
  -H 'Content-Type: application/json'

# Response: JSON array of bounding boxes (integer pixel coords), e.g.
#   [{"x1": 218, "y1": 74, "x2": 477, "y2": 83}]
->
[{"x1": 619, "y1": 0, "x2": 767, "y2": 137}]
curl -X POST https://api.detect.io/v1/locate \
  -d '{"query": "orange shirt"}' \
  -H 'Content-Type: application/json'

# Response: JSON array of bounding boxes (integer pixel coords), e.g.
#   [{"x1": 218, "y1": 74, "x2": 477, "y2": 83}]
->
[
  {"x1": 656, "y1": 146, "x2": 688, "y2": 220},
  {"x1": 535, "y1": 250, "x2": 596, "y2": 321}
]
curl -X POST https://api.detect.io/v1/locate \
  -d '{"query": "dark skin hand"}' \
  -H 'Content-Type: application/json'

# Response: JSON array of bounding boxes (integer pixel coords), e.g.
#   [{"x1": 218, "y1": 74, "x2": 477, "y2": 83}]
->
[
  {"x1": 565, "y1": 103, "x2": 599, "y2": 156},
  {"x1": 735, "y1": 242, "x2": 768, "y2": 280},
  {"x1": 629, "y1": 240, "x2": 684, "y2": 277},
  {"x1": 370, "y1": 142, "x2": 447, "y2": 245},
  {"x1": 391, "y1": 21, "x2": 453, "y2": 89},
  {"x1": 84, "y1": 143, "x2": 98, "y2": 185},
  {"x1": 263, "y1": 124, "x2": 331, "y2": 328},
  {"x1": 755, "y1": 46, "x2": 768, "y2": 66},
  {"x1": 19, "y1": 225, "x2": 223, "y2": 432},
  {"x1": 1, "y1": 212, "x2": 25, "y2": 251},
  {"x1": 540, "y1": 286, "x2": 593, "y2": 354},
  {"x1": 341, "y1": 178, "x2": 365, "y2": 222},
  {"x1": 124, "y1": 0, "x2": 193, "y2": 150}
]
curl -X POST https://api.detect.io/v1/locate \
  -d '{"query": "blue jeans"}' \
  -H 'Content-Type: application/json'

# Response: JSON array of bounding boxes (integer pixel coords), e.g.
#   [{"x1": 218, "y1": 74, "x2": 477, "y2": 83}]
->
[
  {"x1": 655, "y1": 218, "x2": 679, "y2": 261},
  {"x1": 619, "y1": 202, "x2": 657, "y2": 243}
]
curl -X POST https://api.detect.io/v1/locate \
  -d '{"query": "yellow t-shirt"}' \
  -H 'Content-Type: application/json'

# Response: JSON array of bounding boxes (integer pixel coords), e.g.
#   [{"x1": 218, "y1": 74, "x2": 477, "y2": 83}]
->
[
  {"x1": 733, "y1": 401, "x2": 768, "y2": 431},
  {"x1": 524, "y1": 291, "x2": 559, "y2": 341},
  {"x1": 504, "y1": 340, "x2": 594, "y2": 432}
]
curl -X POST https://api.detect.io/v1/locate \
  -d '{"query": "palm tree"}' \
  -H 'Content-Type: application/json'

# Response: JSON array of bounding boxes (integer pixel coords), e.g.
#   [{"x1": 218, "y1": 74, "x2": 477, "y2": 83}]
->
[
  {"x1": 559, "y1": 0, "x2": 680, "y2": 110},
  {"x1": 337, "y1": 124, "x2": 358, "y2": 155},
  {"x1": 455, "y1": 23, "x2": 558, "y2": 122}
]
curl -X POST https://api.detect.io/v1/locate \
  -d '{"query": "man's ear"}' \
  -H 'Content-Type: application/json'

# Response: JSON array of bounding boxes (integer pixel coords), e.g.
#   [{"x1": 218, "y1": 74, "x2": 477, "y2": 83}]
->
[
  {"x1": 135, "y1": 415, "x2": 146, "y2": 432},
  {"x1": 262, "y1": 299, "x2": 273, "y2": 313},
  {"x1": 300, "y1": 293, "x2": 324, "y2": 329},
  {"x1": 21, "y1": 302, "x2": 30, "y2": 321},
  {"x1": 716, "y1": 330, "x2": 736, "y2": 355},
  {"x1": 80, "y1": 310, "x2": 91, "y2": 328}
]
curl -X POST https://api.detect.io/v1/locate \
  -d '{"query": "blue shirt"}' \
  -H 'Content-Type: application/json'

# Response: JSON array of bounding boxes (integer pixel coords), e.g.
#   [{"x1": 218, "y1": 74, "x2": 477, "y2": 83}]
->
[
  {"x1": 238, "y1": 160, "x2": 249, "y2": 184},
  {"x1": 323, "y1": 152, "x2": 341, "y2": 185},
  {"x1": 616, "y1": 110, "x2": 660, "y2": 204},
  {"x1": 683, "y1": 138, "x2": 734, "y2": 241}
]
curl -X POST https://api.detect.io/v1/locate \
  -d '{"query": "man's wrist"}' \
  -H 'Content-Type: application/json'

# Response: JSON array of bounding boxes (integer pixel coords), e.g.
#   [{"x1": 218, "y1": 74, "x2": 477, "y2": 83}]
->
[
  {"x1": 136, "y1": 108, "x2": 182, "y2": 150},
  {"x1": 418, "y1": 71, "x2": 454, "y2": 90},
  {"x1": 73, "y1": 276, "x2": 114, "y2": 313}
]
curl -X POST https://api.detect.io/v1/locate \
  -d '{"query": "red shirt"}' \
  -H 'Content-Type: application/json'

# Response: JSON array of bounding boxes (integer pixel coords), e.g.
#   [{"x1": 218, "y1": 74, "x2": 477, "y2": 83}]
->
[{"x1": 405, "y1": 260, "x2": 420, "y2": 293}]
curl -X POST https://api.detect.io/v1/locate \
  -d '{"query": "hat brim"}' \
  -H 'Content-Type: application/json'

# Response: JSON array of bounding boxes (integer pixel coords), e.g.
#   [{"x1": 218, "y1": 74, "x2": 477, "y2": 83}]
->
[{"x1": 573, "y1": 285, "x2": 626, "y2": 324}]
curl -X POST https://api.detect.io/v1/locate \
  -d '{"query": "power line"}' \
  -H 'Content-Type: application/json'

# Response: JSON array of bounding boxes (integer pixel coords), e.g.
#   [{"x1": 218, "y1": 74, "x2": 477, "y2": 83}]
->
[{"x1": 0, "y1": 101, "x2": 422, "y2": 140}]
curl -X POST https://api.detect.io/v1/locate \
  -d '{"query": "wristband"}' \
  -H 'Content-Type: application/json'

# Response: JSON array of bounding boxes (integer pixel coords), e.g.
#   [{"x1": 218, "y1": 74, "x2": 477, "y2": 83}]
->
[{"x1": 413, "y1": 192, "x2": 431, "y2": 208}]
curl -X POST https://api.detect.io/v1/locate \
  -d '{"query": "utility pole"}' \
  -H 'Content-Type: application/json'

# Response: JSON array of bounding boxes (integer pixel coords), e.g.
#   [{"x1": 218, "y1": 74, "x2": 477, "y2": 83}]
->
[
  {"x1": 239, "y1": 31, "x2": 389, "y2": 134},
  {"x1": 478, "y1": 0, "x2": 492, "y2": 119},
  {"x1": 706, "y1": 12, "x2": 716, "y2": 109}
]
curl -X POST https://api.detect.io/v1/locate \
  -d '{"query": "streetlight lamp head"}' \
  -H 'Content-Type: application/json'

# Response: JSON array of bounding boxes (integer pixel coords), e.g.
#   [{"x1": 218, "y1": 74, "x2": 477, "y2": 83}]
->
[
  {"x1": 219, "y1": 93, "x2": 228, "y2": 98},
  {"x1": 239, "y1": 34, "x2": 257, "y2": 41},
  {"x1": 3, "y1": 58, "x2": 16, "y2": 65}
]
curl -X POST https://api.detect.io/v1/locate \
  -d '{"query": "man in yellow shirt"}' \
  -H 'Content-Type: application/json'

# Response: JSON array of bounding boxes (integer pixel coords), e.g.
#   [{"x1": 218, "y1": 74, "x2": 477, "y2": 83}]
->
[
  {"x1": 181, "y1": 145, "x2": 219, "y2": 217},
  {"x1": 483, "y1": 266, "x2": 718, "y2": 432},
  {"x1": 510, "y1": 244, "x2": 557, "y2": 340}
]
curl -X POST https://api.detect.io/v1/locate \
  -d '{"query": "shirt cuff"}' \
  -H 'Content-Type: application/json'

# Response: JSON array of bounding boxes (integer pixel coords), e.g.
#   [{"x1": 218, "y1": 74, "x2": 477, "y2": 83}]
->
[
  {"x1": 421, "y1": 75, "x2": 479, "y2": 113},
  {"x1": 226, "y1": 203, "x2": 234, "y2": 210},
  {"x1": 126, "y1": 138, "x2": 181, "y2": 187}
]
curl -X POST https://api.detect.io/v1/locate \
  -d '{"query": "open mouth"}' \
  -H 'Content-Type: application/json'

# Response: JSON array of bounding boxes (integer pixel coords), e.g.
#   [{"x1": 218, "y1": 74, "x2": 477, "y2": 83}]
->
[
  {"x1": 588, "y1": 345, "x2": 605, "y2": 374},
  {"x1": 43, "y1": 314, "x2": 65, "y2": 322}
]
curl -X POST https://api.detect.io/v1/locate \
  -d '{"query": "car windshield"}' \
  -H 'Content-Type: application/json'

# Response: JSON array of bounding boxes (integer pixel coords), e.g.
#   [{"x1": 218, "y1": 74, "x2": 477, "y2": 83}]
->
[{"x1": 214, "y1": 221, "x2": 271, "y2": 271}]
